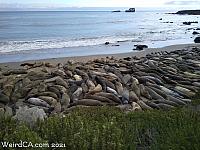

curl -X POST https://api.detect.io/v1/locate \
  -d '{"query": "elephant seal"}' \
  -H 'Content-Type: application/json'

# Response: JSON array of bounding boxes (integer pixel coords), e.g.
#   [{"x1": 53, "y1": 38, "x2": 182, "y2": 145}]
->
[
  {"x1": 72, "y1": 99, "x2": 104, "y2": 106},
  {"x1": 139, "y1": 84, "x2": 151, "y2": 99},
  {"x1": 72, "y1": 87, "x2": 83, "y2": 102},
  {"x1": 27, "y1": 98, "x2": 50, "y2": 108},
  {"x1": 86, "y1": 79, "x2": 96, "y2": 91},
  {"x1": 95, "y1": 92, "x2": 121, "y2": 104},
  {"x1": 146, "y1": 87, "x2": 165, "y2": 100},
  {"x1": 157, "y1": 103, "x2": 174, "y2": 110},
  {"x1": 114, "y1": 81, "x2": 124, "y2": 95},
  {"x1": 121, "y1": 89, "x2": 129, "y2": 104},
  {"x1": 148, "y1": 86, "x2": 168, "y2": 99},
  {"x1": 84, "y1": 94, "x2": 114, "y2": 103},
  {"x1": 167, "y1": 95, "x2": 186, "y2": 105},
  {"x1": 88, "y1": 84, "x2": 102, "y2": 94},
  {"x1": 129, "y1": 91, "x2": 139, "y2": 102},
  {"x1": 107, "y1": 87, "x2": 118, "y2": 96},
  {"x1": 38, "y1": 96, "x2": 57, "y2": 106},
  {"x1": 51, "y1": 102, "x2": 62, "y2": 114},
  {"x1": 137, "y1": 100, "x2": 153, "y2": 110},
  {"x1": 131, "y1": 102, "x2": 142, "y2": 111},
  {"x1": 131, "y1": 82, "x2": 140, "y2": 98}
]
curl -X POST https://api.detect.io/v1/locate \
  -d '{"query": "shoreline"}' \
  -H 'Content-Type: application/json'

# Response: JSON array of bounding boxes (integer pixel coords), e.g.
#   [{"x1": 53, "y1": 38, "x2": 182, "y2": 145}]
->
[{"x1": 0, "y1": 43, "x2": 200, "y2": 70}]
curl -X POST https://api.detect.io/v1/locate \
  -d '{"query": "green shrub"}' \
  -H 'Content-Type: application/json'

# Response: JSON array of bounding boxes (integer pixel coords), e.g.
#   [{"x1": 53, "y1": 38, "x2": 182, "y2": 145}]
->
[{"x1": 0, "y1": 107, "x2": 200, "y2": 150}]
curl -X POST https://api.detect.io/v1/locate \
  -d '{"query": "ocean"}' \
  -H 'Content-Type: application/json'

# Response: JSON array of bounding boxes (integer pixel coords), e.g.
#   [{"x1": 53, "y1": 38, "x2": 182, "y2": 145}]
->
[{"x1": 0, "y1": 10, "x2": 199, "y2": 62}]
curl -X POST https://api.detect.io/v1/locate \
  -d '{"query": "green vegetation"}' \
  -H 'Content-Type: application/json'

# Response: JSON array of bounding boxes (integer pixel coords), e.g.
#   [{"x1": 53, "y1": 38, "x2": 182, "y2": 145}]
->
[{"x1": 0, "y1": 105, "x2": 200, "y2": 150}]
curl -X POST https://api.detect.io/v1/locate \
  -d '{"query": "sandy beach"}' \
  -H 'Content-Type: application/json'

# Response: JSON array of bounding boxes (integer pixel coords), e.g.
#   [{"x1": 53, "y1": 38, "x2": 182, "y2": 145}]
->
[{"x1": 1, "y1": 43, "x2": 200, "y2": 70}]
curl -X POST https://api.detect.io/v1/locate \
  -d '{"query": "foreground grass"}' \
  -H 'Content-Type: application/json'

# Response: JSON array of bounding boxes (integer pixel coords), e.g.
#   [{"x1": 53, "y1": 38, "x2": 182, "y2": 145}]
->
[{"x1": 1, "y1": 106, "x2": 200, "y2": 150}]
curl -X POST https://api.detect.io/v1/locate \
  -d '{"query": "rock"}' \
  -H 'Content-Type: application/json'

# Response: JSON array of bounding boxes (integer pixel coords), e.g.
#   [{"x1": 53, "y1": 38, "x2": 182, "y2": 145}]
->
[
  {"x1": 194, "y1": 37, "x2": 200, "y2": 43},
  {"x1": 4, "y1": 106, "x2": 13, "y2": 117},
  {"x1": 193, "y1": 31, "x2": 200, "y2": 35},
  {"x1": 112, "y1": 10, "x2": 121, "y2": 12},
  {"x1": 0, "y1": 93, "x2": 9, "y2": 104},
  {"x1": 13, "y1": 106, "x2": 47, "y2": 127},
  {"x1": 183, "y1": 21, "x2": 198, "y2": 25},
  {"x1": 175, "y1": 10, "x2": 200, "y2": 15},
  {"x1": 159, "y1": 18, "x2": 162, "y2": 20},
  {"x1": 125, "y1": 8, "x2": 135, "y2": 12},
  {"x1": 105, "y1": 42, "x2": 110, "y2": 45},
  {"x1": 134, "y1": 45, "x2": 148, "y2": 50},
  {"x1": 112, "y1": 44, "x2": 120, "y2": 47}
]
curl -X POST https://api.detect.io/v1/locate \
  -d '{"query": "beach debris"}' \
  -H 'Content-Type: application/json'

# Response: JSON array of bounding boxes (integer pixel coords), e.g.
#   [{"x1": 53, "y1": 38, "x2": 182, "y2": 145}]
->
[{"x1": 0, "y1": 46, "x2": 200, "y2": 117}]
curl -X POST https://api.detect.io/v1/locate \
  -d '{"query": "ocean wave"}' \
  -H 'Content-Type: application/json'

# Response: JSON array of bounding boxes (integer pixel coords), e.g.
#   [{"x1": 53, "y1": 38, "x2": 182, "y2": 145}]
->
[{"x1": 0, "y1": 36, "x2": 135, "y2": 53}]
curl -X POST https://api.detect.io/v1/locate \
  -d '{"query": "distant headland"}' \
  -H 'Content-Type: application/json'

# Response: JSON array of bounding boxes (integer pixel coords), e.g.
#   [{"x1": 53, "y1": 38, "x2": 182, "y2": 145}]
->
[
  {"x1": 174, "y1": 10, "x2": 200, "y2": 15},
  {"x1": 112, "y1": 8, "x2": 135, "y2": 13}
]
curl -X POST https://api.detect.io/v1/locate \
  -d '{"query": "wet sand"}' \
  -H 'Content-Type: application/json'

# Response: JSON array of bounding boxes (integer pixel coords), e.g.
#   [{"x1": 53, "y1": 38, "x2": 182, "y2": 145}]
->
[{"x1": 0, "y1": 43, "x2": 200, "y2": 70}]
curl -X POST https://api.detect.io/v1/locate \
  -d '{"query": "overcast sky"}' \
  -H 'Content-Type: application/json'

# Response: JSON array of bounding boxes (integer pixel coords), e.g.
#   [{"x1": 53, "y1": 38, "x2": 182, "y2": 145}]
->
[{"x1": 0, "y1": 0, "x2": 199, "y2": 9}]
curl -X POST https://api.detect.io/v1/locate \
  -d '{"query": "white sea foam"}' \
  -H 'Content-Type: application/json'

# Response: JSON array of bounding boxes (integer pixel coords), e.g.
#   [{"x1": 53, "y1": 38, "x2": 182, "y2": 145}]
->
[{"x1": 0, "y1": 36, "x2": 137, "y2": 53}]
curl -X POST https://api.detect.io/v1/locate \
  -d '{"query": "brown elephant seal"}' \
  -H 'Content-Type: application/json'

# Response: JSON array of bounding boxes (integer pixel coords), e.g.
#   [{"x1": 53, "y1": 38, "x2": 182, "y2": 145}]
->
[
  {"x1": 131, "y1": 82, "x2": 140, "y2": 98},
  {"x1": 175, "y1": 86, "x2": 195, "y2": 97},
  {"x1": 114, "y1": 81, "x2": 123, "y2": 95},
  {"x1": 121, "y1": 89, "x2": 129, "y2": 104},
  {"x1": 84, "y1": 94, "x2": 114, "y2": 103},
  {"x1": 61, "y1": 92, "x2": 70, "y2": 110},
  {"x1": 51, "y1": 102, "x2": 62, "y2": 114},
  {"x1": 157, "y1": 103, "x2": 174, "y2": 110},
  {"x1": 148, "y1": 86, "x2": 168, "y2": 99},
  {"x1": 107, "y1": 87, "x2": 118, "y2": 96},
  {"x1": 131, "y1": 102, "x2": 142, "y2": 111},
  {"x1": 72, "y1": 99, "x2": 104, "y2": 106},
  {"x1": 144, "y1": 101, "x2": 160, "y2": 109},
  {"x1": 129, "y1": 91, "x2": 139, "y2": 102},
  {"x1": 146, "y1": 87, "x2": 165, "y2": 100},
  {"x1": 152, "y1": 100, "x2": 179, "y2": 107},
  {"x1": 167, "y1": 95, "x2": 186, "y2": 105},
  {"x1": 73, "y1": 75, "x2": 82, "y2": 81},
  {"x1": 72, "y1": 87, "x2": 83, "y2": 102},
  {"x1": 86, "y1": 79, "x2": 96, "y2": 91},
  {"x1": 88, "y1": 84, "x2": 102, "y2": 94},
  {"x1": 45, "y1": 76, "x2": 68, "y2": 89},
  {"x1": 81, "y1": 82, "x2": 89, "y2": 93},
  {"x1": 75, "y1": 69, "x2": 89, "y2": 79},
  {"x1": 139, "y1": 84, "x2": 151, "y2": 99},
  {"x1": 27, "y1": 98, "x2": 50, "y2": 108},
  {"x1": 95, "y1": 92, "x2": 121, "y2": 104},
  {"x1": 38, "y1": 96, "x2": 57, "y2": 106},
  {"x1": 137, "y1": 100, "x2": 153, "y2": 110},
  {"x1": 47, "y1": 86, "x2": 62, "y2": 99}
]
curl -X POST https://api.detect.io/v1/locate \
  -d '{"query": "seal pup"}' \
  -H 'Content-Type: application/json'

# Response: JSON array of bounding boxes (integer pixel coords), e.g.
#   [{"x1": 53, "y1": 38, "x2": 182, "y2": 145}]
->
[{"x1": 88, "y1": 84, "x2": 102, "y2": 94}]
